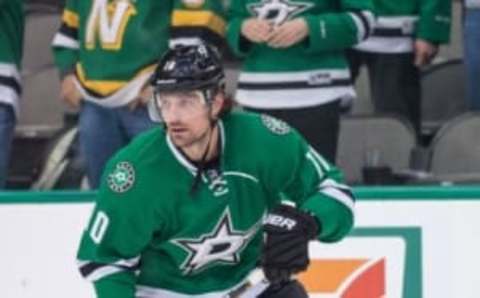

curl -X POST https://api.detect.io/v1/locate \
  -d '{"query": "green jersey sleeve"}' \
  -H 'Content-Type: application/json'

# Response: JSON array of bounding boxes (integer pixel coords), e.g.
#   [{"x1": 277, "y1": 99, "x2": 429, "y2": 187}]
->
[
  {"x1": 285, "y1": 145, "x2": 354, "y2": 242},
  {"x1": 51, "y1": 0, "x2": 79, "y2": 76},
  {"x1": 225, "y1": 0, "x2": 251, "y2": 57},
  {"x1": 303, "y1": 0, "x2": 375, "y2": 53},
  {"x1": 417, "y1": 0, "x2": 452, "y2": 44},
  {"x1": 0, "y1": 0, "x2": 24, "y2": 67},
  {"x1": 257, "y1": 115, "x2": 355, "y2": 242},
  {"x1": 76, "y1": 155, "x2": 163, "y2": 298},
  {"x1": 259, "y1": 118, "x2": 354, "y2": 242}
]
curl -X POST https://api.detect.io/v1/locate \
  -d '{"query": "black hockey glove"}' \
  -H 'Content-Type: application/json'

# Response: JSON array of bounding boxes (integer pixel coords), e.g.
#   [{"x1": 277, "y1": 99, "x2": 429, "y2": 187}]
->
[
  {"x1": 258, "y1": 280, "x2": 309, "y2": 298},
  {"x1": 261, "y1": 204, "x2": 320, "y2": 285}
]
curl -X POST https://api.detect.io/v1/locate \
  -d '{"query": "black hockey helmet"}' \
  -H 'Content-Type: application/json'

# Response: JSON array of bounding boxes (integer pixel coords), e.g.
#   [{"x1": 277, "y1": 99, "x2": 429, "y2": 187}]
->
[
  {"x1": 148, "y1": 44, "x2": 226, "y2": 122},
  {"x1": 150, "y1": 44, "x2": 225, "y2": 94}
]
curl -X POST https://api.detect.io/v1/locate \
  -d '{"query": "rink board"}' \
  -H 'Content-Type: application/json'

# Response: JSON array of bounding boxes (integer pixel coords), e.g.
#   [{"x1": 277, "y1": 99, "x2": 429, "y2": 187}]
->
[{"x1": 1, "y1": 187, "x2": 479, "y2": 298}]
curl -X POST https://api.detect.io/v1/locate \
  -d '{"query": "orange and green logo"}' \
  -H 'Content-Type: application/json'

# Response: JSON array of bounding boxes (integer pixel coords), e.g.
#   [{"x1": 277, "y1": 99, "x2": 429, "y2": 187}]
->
[{"x1": 298, "y1": 227, "x2": 422, "y2": 298}]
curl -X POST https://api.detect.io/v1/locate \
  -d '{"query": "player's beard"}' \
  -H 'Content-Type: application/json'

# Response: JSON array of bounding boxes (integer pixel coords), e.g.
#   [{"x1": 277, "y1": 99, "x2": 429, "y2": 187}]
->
[{"x1": 168, "y1": 122, "x2": 214, "y2": 157}]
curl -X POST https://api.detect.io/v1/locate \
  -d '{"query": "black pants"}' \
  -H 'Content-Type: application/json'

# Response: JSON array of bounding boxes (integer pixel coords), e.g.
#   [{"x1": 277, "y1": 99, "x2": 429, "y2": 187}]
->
[
  {"x1": 346, "y1": 49, "x2": 421, "y2": 136},
  {"x1": 246, "y1": 100, "x2": 340, "y2": 164}
]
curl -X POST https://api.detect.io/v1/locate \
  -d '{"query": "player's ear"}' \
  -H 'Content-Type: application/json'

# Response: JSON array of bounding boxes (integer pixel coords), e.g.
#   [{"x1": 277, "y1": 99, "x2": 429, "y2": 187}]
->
[{"x1": 211, "y1": 92, "x2": 225, "y2": 119}]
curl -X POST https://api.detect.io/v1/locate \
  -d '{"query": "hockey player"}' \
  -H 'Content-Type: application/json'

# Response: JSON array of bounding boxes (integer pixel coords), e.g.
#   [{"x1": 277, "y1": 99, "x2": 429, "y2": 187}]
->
[
  {"x1": 0, "y1": 0, "x2": 23, "y2": 188},
  {"x1": 226, "y1": 0, "x2": 375, "y2": 163},
  {"x1": 347, "y1": 0, "x2": 452, "y2": 135},
  {"x1": 52, "y1": 0, "x2": 226, "y2": 188},
  {"x1": 76, "y1": 45, "x2": 355, "y2": 297}
]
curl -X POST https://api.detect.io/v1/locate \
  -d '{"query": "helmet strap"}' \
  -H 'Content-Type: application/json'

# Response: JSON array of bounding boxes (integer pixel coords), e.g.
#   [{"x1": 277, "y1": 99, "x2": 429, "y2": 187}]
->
[{"x1": 189, "y1": 119, "x2": 218, "y2": 196}]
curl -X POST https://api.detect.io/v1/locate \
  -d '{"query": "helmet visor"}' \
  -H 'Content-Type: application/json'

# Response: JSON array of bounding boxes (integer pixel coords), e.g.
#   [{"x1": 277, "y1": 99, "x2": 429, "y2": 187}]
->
[{"x1": 148, "y1": 90, "x2": 208, "y2": 122}]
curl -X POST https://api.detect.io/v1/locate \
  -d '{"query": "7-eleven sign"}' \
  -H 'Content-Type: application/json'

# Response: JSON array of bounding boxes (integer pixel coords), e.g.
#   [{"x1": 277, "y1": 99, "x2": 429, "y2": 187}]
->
[
  {"x1": 299, "y1": 258, "x2": 385, "y2": 297},
  {"x1": 298, "y1": 227, "x2": 422, "y2": 298}
]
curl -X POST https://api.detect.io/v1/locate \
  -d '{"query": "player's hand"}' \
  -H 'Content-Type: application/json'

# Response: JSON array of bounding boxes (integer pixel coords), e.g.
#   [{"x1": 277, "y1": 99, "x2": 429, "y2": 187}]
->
[
  {"x1": 241, "y1": 18, "x2": 273, "y2": 43},
  {"x1": 258, "y1": 280, "x2": 309, "y2": 298},
  {"x1": 414, "y1": 39, "x2": 438, "y2": 67},
  {"x1": 128, "y1": 85, "x2": 153, "y2": 111},
  {"x1": 267, "y1": 18, "x2": 309, "y2": 48},
  {"x1": 261, "y1": 204, "x2": 319, "y2": 285},
  {"x1": 60, "y1": 74, "x2": 82, "y2": 108}
]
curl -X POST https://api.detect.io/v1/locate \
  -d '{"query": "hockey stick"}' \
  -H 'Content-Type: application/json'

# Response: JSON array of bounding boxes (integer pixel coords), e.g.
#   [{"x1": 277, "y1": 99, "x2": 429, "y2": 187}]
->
[{"x1": 226, "y1": 269, "x2": 270, "y2": 298}]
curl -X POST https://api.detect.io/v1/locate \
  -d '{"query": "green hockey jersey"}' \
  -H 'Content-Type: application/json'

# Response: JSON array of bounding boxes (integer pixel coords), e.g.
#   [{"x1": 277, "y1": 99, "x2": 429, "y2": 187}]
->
[
  {"x1": 52, "y1": 0, "x2": 226, "y2": 107},
  {"x1": 226, "y1": 0, "x2": 374, "y2": 109},
  {"x1": 77, "y1": 111, "x2": 355, "y2": 298},
  {"x1": 0, "y1": 0, "x2": 24, "y2": 114},
  {"x1": 355, "y1": 0, "x2": 451, "y2": 53}
]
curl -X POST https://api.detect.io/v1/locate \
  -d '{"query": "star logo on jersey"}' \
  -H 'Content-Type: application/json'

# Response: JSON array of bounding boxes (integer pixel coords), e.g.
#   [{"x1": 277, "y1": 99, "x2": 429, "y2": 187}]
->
[
  {"x1": 107, "y1": 161, "x2": 135, "y2": 193},
  {"x1": 261, "y1": 114, "x2": 291, "y2": 135},
  {"x1": 248, "y1": 0, "x2": 313, "y2": 25},
  {"x1": 171, "y1": 208, "x2": 259, "y2": 275}
]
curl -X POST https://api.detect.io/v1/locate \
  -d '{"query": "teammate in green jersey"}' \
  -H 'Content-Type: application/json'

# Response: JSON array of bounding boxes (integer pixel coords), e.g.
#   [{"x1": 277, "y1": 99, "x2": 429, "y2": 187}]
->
[
  {"x1": 226, "y1": 0, "x2": 375, "y2": 163},
  {"x1": 77, "y1": 44, "x2": 355, "y2": 297},
  {"x1": 52, "y1": 0, "x2": 226, "y2": 188},
  {"x1": 346, "y1": 0, "x2": 452, "y2": 136}
]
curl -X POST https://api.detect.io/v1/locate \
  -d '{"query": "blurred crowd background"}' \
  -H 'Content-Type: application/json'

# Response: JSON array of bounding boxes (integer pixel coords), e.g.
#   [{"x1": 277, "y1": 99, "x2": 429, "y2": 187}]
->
[{"x1": 1, "y1": 0, "x2": 479, "y2": 190}]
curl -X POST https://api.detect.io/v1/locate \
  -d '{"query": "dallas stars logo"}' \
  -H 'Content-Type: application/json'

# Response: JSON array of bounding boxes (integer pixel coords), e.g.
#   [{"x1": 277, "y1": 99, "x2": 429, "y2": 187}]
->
[
  {"x1": 261, "y1": 114, "x2": 291, "y2": 135},
  {"x1": 171, "y1": 208, "x2": 259, "y2": 275},
  {"x1": 248, "y1": 0, "x2": 313, "y2": 25},
  {"x1": 107, "y1": 161, "x2": 135, "y2": 193}
]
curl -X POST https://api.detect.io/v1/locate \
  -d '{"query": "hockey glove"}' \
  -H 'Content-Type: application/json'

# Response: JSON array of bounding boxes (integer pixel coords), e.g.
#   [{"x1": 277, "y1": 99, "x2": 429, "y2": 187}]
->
[
  {"x1": 261, "y1": 204, "x2": 320, "y2": 284},
  {"x1": 258, "y1": 280, "x2": 309, "y2": 298}
]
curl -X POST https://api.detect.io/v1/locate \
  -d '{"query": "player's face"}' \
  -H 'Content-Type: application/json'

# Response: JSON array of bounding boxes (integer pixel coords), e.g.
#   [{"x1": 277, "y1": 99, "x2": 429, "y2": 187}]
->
[{"x1": 158, "y1": 91, "x2": 213, "y2": 148}]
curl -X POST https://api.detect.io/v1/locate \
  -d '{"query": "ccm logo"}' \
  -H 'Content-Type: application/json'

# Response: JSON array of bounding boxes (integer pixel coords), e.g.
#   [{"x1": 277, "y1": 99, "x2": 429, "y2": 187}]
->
[{"x1": 264, "y1": 215, "x2": 297, "y2": 230}]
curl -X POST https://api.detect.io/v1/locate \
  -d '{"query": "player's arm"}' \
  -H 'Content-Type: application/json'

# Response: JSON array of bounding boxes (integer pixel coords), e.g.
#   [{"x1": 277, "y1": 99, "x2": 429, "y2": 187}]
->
[
  {"x1": 417, "y1": 0, "x2": 452, "y2": 44},
  {"x1": 225, "y1": 0, "x2": 254, "y2": 57},
  {"x1": 169, "y1": 0, "x2": 226, "y2": 48},
  {"x1": 259, "y1": 118, "x2": 353, "y2": 284},
  {"x1": 51, "y1": 0, "x2": 79, "y2": 77},
  {"x1": 76, "y1": 158, "x2": 163, "y2": 298},
  {"x1": 272, "y1": 140, "x2": 354, "y2": 243},
  {"x1": 260, "y1": 118, "x2": 354, "y2": 243},
  {"x1": 289, "y1": 146, "x2": 354, "y2": 242},
  {"x1": 262, "y1": 149, "x2": 354, "y2": 283},
  {"x1": 302, "y1": 0, "x2": 375, "y2": 53}
]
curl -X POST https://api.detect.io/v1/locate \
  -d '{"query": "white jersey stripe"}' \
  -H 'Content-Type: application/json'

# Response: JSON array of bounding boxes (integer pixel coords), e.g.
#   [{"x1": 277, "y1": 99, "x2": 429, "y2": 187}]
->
[
  {"x1": 348, "y1": 12, "x2": 366, "y2": 42},
  {"x1": 355, "y1": 36, "x2": 414, "y2": 53},
  {"x1": 238, "y1": 69, "x2": 350, "y2": 84},
  {"x1": 306, "y1": 151, "x2": 324, "y2": 179},
  {"x1": 236, "y1": 86, "x2": 355, "y2": 109},
  {"x1": 309, "y1": 147, "x2": 331, "y2": 171},
  {"x1": 321, "y1": 187, "x2": 355, "y2": 212},
  {"x1": 115, "y1": 256, "x2": 141, "y2": 267},
  {"x1": 320, "y1": 179, "x2": 351, "y2": 192},
  {"x1": 374, "y1": 16, "x2": 418, "y2": 31},
  {"x1": 86, "y1": 266, "x2": 124, "y2": 282},
  {"x1": 52, "y1": 33, "x2": 80, "y2": 49},
  {"x1": 0, "y1": 85, "x2": 20, "y2": 117},
  {"x1": 136, "y1": 279, "x2": 246, "y2": 298},
  {"x1": 0, "y1": 63, "x2": 21, "y2": 82}
]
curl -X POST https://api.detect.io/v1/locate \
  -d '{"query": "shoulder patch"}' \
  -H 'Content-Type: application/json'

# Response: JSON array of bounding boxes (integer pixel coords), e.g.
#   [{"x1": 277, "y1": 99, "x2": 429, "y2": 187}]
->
[
  {"x1": 107, "y1": 161, "x2": 135, "y2": 193},
  {"x1": 261, "y1": 114, "x2": 291, "y2": 135}
]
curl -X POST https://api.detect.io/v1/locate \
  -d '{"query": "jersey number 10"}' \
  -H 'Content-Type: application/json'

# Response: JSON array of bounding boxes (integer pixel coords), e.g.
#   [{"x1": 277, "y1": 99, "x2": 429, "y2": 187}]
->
[{"x1": 89, "y1": 210, "x2": 110, "y2": 244}]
